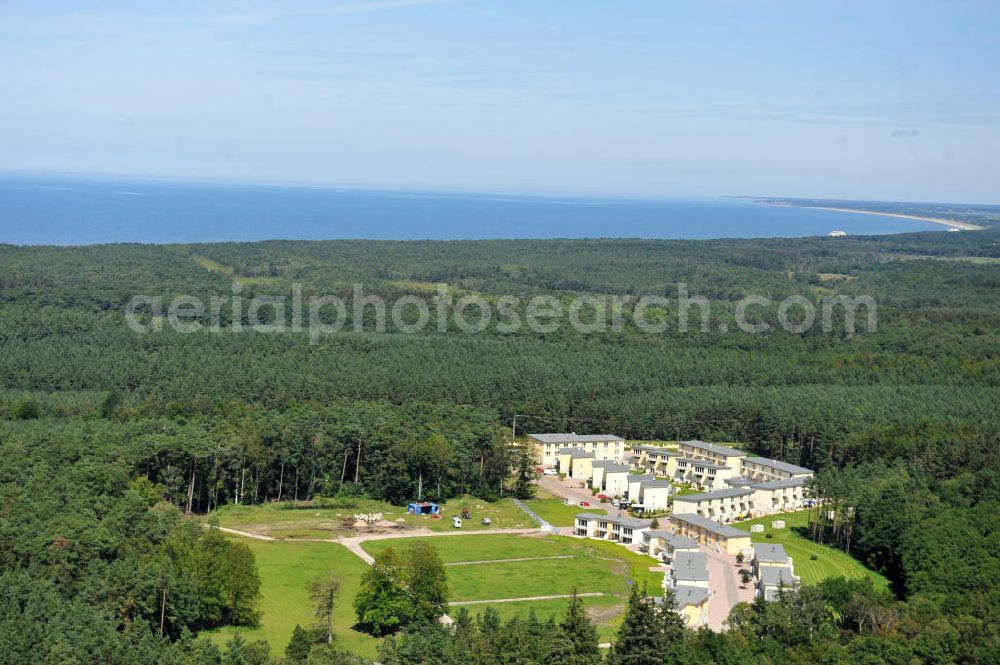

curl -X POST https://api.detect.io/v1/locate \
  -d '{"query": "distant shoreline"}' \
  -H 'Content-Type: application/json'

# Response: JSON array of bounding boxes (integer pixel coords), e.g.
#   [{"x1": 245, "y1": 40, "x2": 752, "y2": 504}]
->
[{"x1": 759, "y1": 200, "x2": 985, "y2": 231}]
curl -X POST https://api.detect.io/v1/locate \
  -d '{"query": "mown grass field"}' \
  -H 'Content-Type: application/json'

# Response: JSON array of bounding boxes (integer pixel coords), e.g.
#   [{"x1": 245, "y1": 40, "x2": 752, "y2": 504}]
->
[
  {"x1": 211, "y1": 526, "x2": 665, "y2": 656},
  {"x1": 362, "y1": 534, "x2": 662, "y2": 636},
  {"x1": 209, "y1": 539, "x2": 380, "y2": 659},
  {"x1": 732, "y1": 510, "x2": 889, "y2": 590},
  {"x1": 523, "y1": 497, "x2": 607, "y2": 526},
  {"x1": 210, "y1": 495, "x2": 533, "y2": 539}
]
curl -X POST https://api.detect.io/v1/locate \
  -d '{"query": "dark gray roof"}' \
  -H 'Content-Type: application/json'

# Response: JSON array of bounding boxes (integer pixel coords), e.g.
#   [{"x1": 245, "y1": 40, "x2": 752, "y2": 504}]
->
[
  {"x1": 570, "y1": 451, "x2": 595, "y2": 459},
  {"x1": 754, "y1": 543, "x2": 789, "y2": 564},
  {"x1": 645, "y1": 530, "x2": 699, "y2": 550},
  {"x1": 671, "y1": 551, "x2": 709, "y2": 582},
  {"x1": 670, "y1": 513, "x2": 750, "y2": 539},
  {"x1": 672, "y1": 487, "x2": 753, "y2": 503},
  {"x1": 640, "y1": 480, "x2": 673, "y2": 489},
  {"x1": 748, "y1": 477, "x2": 809, "y2": 490},
  {"x1": 530, "y1": 433, "x2": 623, "y2": 443},
  {"x1": 742, "y1": 457, "x2": 813, "y2": 475},
  {"x1": 591, "y1": 461, "x2": 630, "y2": 472},
  {"x1": 629, "y1": 474, "x2": 656, "y2": 483},
  {"x1": 672, "y1": 584, "x2": 710, "y2": 608},
  {"x1": 680, "y1": 440, "x2": 745, "y2": 458},
  {"x1": 557, "y1": 447, "x2": 595, "y2": 458},
  {"x1": 759, "y1": 565, "x2": 797, "y2": 587}
]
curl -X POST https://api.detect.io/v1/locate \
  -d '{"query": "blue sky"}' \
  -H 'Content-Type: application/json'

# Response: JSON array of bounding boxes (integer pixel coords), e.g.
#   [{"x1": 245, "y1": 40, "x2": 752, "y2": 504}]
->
[{"x1": 1, "y1": 1, "x2": 998, "y2": 201}]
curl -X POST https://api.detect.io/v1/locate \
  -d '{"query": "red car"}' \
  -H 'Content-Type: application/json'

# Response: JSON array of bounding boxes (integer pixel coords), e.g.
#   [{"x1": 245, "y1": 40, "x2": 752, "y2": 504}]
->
[
  {"x1": 579, "y1": 500, "x2": 590, "y2": 507},
  {"x1": 596, "y1": 493, "x2": 610, "y2": 499}
]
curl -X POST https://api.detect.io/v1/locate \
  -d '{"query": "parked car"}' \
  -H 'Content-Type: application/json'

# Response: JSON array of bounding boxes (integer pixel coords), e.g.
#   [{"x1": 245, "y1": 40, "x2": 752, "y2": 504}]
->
[
  {"x1": 596, "y1": 493, "x2": 610, "y2": 499},
  {"x1": 579, "y1": 500, "x2": 590, "y2": 507},
  {"x1": 543, "y1": 468, "x2": 558, "y2": 476}
]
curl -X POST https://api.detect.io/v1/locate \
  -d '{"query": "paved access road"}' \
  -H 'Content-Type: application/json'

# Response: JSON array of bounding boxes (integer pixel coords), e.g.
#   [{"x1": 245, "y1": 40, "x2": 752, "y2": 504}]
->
[
  {"x1": 538, "y1": 474, "x2": 627, "y2": 519},
  {"x1": 703, "y1": 546, "x2": 755, "y2": 630}
]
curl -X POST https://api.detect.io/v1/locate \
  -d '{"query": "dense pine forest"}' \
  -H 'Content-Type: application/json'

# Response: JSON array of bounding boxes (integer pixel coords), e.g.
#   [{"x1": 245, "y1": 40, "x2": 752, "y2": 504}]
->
[{"x1": 1, "y1": 229, "x2": 998, "y2": 663}]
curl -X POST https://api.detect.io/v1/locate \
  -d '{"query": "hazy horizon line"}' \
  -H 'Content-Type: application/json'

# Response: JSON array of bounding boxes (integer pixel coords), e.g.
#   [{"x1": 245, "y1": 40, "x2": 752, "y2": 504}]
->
[{"x1": 2, "y1": 167, "x2": 997, "y2": 208}]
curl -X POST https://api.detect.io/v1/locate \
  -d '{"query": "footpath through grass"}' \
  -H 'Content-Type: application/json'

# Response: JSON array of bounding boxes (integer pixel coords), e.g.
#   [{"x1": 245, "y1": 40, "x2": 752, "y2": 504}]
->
[{"x1": 732, "y1": 510, "x2": 889, "y2": 590}]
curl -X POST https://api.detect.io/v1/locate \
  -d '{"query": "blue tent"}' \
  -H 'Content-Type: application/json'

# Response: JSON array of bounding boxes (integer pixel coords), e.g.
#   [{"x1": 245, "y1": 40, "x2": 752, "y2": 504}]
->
[{"x1": 407, "y1": 501, "x2": 439, "y2": 515}]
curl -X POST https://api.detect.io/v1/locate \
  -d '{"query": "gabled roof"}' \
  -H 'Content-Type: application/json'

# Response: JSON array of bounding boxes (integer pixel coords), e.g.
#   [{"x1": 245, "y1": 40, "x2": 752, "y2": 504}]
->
[
  {"x1": 672, "y1": 584, "x2": 710, "y2": 608},
  {"x1": 628, "y1": 474, "x2": 656, "y2": 483},
  {"x1": 759, "y1": 565, "x2": 798, "y2": 587},
  {"x1": 672, "y1": 487, "x2": 753, "y2": 503},
  {"x1": 558, "y1": 447, "x2": 595, "y2": 458},
  {"x1": 680, "y1": 440, "x2": 745, "y2": 458},
  {"x1": 671, "y1": 551, "x2": 709, "y2": 582},
  {"x1": 640, "y1": 480, "x2": 673, "y2": 490},
  {"x1": 591, "y1": 461, "x2": 630, "y2": 472},
  {"x1": 748, "y1": 477, "x2": 809, "y2": 490},
  {"x1": 742, "y1": 457, "x2": 813, "y2": 476},
  {"x1": 754, "y1": 543, "x2": 789, "y2": 564},
  {"x1": 645, "y1": 530, "x2": 699, "y2": 550},
  {"x1": 530, "y1": 433, "x2": 623, "y2": 443},
  {"x1": 670, "y1": 512, "x2": 749, "y2": 539}
]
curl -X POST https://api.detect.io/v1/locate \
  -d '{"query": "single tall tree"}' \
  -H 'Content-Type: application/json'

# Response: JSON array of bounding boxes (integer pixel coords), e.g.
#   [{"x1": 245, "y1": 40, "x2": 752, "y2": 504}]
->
[
  {"x1": 404, "y1": 541, "x2": 450, "y2": 624},
  {"x1": 309, "y1": 573, "x2": 341, "y2": 644},
  {"x1": 354, "y1": 548, "x2": 409, "y2": 636},
  {"x1": 607, "y1": 583, "x2": 662, "y2": 665},
  {"x1": 285, "y1": 624, "x2": 313, "y2": 663},
  {"x1": 548, "y1": 590, "x2": 601, "y2": 665}
]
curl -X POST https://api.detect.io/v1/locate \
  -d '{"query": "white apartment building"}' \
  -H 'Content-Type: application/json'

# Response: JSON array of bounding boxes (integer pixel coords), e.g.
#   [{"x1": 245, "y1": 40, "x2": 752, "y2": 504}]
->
[
  {"x1": 740, "y1": 456, "x2": 813, "y2": 483},
  {"x1": 574, "y1": 512, "x2": 652, "y2": 546},
  {"x1": 591, "y1": 461, "x2": 631, "y2": 494},
  {"x1": 672, "y1": 487, "x2": 755, "y2": 523},
  {"x1": 676, "y1": 440, "x2": 746, "y2": 472},
  {"x1": 529, "y1": 433, "x2": 626, "y2": 468}
]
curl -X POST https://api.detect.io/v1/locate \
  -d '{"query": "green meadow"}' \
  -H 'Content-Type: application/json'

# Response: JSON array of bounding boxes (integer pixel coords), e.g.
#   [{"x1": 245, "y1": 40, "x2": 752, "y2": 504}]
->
[
  {"x1": 733, "y1": 510, "x2": 889, "y2": 590},
  {"x1": 210, "y1": 539, "x2": 380, "y2": 659},
  {"x1": 212, "y1": 532, "x2": 662, "y2": 657}
]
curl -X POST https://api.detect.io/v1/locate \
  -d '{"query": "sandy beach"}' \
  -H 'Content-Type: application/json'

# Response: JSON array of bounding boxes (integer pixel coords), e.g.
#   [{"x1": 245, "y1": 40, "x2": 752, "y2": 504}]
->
[{"x1": 764, "y1": 201, "x2": 985, "y2": 231}]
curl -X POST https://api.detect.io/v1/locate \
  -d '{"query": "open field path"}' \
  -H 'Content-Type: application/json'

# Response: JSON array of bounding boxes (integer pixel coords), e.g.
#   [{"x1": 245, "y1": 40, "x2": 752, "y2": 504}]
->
[
  {"x1": 450, "y1": 592, "x2": 604, "y2": 606},
  {"x1": 214, "y1": 526, "x2": 277, "y2": 541},
  {"x1": 445, "y1": 555, "x2": 574, "y2": 566},
  {"x1": 336, "y1": 527, "x2": 541, "y2": 564}
]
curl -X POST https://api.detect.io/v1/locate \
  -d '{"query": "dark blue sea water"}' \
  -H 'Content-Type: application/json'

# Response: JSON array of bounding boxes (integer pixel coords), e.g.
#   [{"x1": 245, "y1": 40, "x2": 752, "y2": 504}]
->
[{"x1": 0, "y1": 174, "x2": 941, "y2": 245}]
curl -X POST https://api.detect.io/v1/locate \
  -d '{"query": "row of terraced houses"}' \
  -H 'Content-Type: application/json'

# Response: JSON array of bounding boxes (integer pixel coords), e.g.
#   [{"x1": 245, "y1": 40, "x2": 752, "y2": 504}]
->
[{"x1": 529, "y1": 433, "x2": 808, "y2": 625}]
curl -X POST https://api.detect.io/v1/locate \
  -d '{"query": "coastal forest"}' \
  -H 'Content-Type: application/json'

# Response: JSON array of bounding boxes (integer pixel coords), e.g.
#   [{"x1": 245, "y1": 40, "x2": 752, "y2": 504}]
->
[{"x1": 1, "y1": 228, "x2": 998, "y2": 664}]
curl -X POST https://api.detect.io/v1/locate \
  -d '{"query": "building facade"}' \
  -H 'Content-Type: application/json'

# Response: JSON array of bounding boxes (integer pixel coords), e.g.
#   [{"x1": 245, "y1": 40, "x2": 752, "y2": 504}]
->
[
  {"x1": 740, "y1": 456, "x2": 813, "y2": 483},
  {"x1": 591, "y1": 461, "x2": 630, "y2": 494},
  {"x1": 669, "y1": 512, "x2": 752, "y2": 556},
  {"x1": 672, "y1": 487, "x2": 755, "y2": 523},
  {"x1": 574, "y1": 512, "x2": 651, "y2": 546},
  {"x1": 643, "y1": 529, "x2": 700, "y2": 561},
  {"x1": 528, "y1": 433, "x2": 626, "y2": 468}
]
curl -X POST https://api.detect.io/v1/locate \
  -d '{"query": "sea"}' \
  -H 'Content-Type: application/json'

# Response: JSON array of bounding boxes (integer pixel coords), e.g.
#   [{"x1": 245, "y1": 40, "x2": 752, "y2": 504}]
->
[{"x1": 0, "y1": 174, "x2": 943, "y2": 245}]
